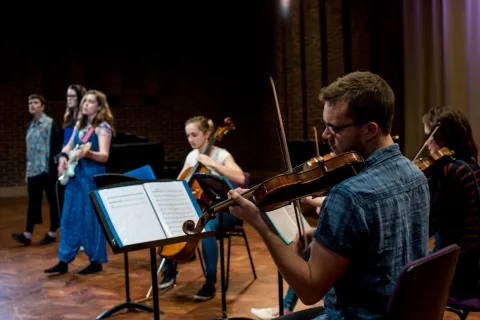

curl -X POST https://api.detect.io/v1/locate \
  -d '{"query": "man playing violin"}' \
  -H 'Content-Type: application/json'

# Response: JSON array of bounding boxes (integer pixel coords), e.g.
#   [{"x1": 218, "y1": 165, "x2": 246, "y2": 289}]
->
[
  {"x1": 229, "y1": 71, "x2": 430, "y2": 319},
  {"x1": 422, "y1": 106, "x2": 480, "y2": 294}
]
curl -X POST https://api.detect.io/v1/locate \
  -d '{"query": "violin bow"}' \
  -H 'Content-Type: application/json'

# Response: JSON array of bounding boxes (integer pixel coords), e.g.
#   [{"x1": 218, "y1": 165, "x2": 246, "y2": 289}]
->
[
  {"x1": 313, "y1": 126, "x2": 320, "y2": 158},
  {"x1": 269, "y1": 77, "x2": 307, "y2": 245},
  {"x1": 412, "y1": 123, "x2": 440, "y2": 162}
]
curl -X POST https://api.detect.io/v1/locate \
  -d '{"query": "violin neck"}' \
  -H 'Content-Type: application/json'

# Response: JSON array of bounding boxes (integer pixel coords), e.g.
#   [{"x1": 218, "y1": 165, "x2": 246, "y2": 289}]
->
[{"x1": 207, "y1": 189, "x2": 254, "y2": 213}]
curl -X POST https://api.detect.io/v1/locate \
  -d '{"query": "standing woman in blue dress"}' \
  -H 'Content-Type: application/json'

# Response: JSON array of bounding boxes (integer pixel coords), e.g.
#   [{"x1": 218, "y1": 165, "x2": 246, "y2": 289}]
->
[{"x1": 44, "y1": 90, "x2": 115, "y2": 275}]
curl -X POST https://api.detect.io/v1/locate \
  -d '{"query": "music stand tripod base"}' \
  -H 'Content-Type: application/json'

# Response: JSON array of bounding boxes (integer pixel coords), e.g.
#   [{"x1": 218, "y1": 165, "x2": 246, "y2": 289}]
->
[
  {"x1": 92, "y1": 174, "x2": 163, "y2": 320},
  {"x1": 210, "y1": 317, "x2": 253, "y2": 320},
  {"x1": 193, "y1": 173, "x2": 255, "y2": 320},
  {"x1": 210, "y1": 317, "x2": 254, "y2": 320},
  {"x1": 96, "y1": 301, "x2": 154, "y2": 320}
]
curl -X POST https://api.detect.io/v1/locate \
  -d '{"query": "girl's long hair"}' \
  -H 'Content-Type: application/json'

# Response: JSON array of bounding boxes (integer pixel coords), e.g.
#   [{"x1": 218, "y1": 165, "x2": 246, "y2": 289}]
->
[
  {"x1": 78, "y1": 90, "x2": 115, "y2": 135},
  {"x1": 423, "y1": 106, "x2": 478, "y2": 161}
]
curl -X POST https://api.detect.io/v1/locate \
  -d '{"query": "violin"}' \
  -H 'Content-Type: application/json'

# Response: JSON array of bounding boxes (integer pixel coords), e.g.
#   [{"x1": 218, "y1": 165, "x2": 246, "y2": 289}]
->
[
  {"x1": 158, "y1": 117, "x2": 235, "y2": 261},
  {"x1": 413, "y1": 147, "x2": 455, "y2": 177},
  {"x1": 182, "y1": 151, "x2": 365, "y2": 236},
  {"x1": 411, "y1": 123, "x2": 455, "y2": 177},
  {"x1": 304, "y1": 126, "x2": 335, "y2": 168},
  {"x1": 305, "y1": 152, "x2": 335, "y2": 168}
]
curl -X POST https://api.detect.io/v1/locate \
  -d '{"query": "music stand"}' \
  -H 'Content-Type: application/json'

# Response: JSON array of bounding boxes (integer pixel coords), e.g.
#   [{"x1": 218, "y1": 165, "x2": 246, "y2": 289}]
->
[
  {"x1": 193, "y1": 172, "x2": 254, "y2": 320},
  {"x1": 91, "y1": 175, "x2": 216, "y2": 320},
  {"x1": 93, "y1": 173, "x2": 157, "y2": 319}
]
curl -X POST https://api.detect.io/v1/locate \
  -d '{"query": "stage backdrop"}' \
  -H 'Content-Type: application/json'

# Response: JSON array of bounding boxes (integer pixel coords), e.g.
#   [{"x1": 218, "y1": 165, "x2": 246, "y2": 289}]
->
[{"x1": 403, "y1": 0, "x2": 480, "y2": 159}]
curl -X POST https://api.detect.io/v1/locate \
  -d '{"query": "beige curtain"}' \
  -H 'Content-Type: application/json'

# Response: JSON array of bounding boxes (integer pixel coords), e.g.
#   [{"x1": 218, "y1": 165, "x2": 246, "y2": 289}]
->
[{"x1": 403, "y1": 0, "x2": 480, "y2": 159}]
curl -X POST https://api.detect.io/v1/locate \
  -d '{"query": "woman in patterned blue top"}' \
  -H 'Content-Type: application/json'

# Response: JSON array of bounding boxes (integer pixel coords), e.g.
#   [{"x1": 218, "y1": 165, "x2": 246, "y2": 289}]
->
[
  {"x1": 44, "y1": 90, "x2": 115, "y2": 275},
  {"x1": 12, "y1": 94, "x2": 62, "y2": 246}
]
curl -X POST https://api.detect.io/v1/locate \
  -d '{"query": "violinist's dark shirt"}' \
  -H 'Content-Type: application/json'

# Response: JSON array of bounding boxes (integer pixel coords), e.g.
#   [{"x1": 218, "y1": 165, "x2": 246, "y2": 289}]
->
[
  {"x1": 430, "y1": 157, "x2": 480, "y2": 291},
  {"x1": 313, "y1": 143, "x2": 430, "y2": 320}
]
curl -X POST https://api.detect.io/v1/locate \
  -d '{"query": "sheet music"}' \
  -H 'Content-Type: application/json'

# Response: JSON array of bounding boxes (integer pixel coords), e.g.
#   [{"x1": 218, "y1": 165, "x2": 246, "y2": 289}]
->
[
  {"x1": 143, "y1": 181, "x2": 203, "y2": 238},
  {"x1": 97, "y1": 184, "x2": 167, "y2": 246},
  {"x1": 265, "y1": 204, "x2": 311, "y2": 244}
]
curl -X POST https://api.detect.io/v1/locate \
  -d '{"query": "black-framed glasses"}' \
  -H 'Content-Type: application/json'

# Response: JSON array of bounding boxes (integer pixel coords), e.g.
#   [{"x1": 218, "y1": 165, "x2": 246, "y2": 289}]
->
[{"x1": 325, "y1": 122, "x2": 360, "y2": 135}]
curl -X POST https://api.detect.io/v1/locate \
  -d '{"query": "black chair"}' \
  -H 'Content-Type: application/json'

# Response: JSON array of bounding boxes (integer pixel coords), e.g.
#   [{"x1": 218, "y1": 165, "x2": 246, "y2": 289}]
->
[
  {"x1": 444, "y1": 246, "x2": 480, "y2": 319},
  {"x1": 196, "y1": 172, "x2": 257, "y2": 290},
  {"x1": 386, "y1": 244, "x2": 460, "y2": 320},
  {"x1": 446, "y1": 292, "x2": 480, "y2": 320},
  {"x1": 273, "y1": 245, "x2": 461, "y2": 320}
]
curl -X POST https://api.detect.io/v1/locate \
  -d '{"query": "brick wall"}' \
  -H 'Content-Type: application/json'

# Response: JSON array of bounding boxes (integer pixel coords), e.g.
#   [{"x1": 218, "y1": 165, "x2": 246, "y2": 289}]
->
[
  {"x1": 272, "y1": 0, "x2": 405, "y2": 144},
  {"x1": 0, "y1": 1, "x2": 404, "y2": 190}
]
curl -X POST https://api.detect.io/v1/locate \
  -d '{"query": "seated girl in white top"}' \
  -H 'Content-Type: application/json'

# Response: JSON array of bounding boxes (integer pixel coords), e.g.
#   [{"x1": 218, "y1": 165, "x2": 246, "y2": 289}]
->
[
  {"x1": 180, "y1": 116, "x2": 245, "y2": 185},
  {"x1": 161, "y1": 116, "x2": 245, "y2": 302}
]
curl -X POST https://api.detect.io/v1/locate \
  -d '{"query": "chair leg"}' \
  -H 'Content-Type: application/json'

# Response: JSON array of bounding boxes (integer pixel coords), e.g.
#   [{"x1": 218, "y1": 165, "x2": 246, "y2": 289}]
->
[
  {"x1": 464, "y1": 311, "x2": 471, "y2": 320},
  {"x1": 445, "y1": 306, "x2": 469, "y2": 320},
  {"x1": 197, "y1": 247, "x2": 206, "y2": 276},
  {"x1": 226, "y1": 236, "x2": 232, "y2": 291},
  {"x1": 243, "y1": 232, "x2": 257, "y2": 280}
]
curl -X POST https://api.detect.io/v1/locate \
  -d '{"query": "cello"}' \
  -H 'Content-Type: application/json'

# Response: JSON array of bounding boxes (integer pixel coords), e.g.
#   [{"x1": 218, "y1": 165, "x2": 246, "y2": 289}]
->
[
  {"x1": 158, "y1": 117, "x2": 236, "y2": 261},
  {"x1": 182, "y1": 78, "x2": 365, "y2": 237}
]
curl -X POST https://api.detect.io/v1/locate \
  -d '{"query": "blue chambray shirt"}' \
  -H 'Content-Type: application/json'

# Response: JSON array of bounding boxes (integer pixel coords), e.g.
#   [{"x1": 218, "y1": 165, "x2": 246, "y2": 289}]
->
[{"x1": 312, "y1": 144, "x2": 430, "y2": 320}]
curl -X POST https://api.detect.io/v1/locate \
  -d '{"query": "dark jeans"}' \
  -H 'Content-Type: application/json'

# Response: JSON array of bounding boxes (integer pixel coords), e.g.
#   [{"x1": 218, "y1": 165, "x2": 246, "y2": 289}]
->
[
  {"x1": 274, "y1": 306, "x2": 325, "y2": 319},
  {"x1": 26, "y1": 173, "x2": 59, "y2": 233}
]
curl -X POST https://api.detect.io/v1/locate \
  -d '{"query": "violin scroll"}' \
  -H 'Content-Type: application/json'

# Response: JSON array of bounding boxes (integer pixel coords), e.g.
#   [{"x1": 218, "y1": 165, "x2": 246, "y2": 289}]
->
[
  {"x1": 183, "y1": 212, "x2": 212, "y2": 235},
  {"x1": 211, "y1": 117, "x2": 235, "y2": 142}
]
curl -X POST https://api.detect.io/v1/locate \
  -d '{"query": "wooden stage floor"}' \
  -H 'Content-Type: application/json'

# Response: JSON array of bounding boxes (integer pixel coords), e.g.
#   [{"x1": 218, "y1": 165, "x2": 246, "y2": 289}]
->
[{"x1": 0, "y1": 197, "x2": 476, "y2": 319}]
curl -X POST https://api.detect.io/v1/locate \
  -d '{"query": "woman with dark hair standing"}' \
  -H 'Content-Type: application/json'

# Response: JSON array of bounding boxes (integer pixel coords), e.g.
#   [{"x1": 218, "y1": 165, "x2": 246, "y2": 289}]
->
[
  {"x1": 63, "y1": 84, "x2": 87, "y2": 146},
  {"x1": 57, "y1": 85, "x2": 87, "y2": 220},
  {"x1": 423, "y1": 106, "x2": 480, "y2": 293}
]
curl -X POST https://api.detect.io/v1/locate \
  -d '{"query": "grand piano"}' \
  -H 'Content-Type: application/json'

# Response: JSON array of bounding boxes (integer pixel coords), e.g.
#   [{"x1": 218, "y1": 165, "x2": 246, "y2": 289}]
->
[{"x1": 106, "y1": 132, "x2": 182, "y2": 179}]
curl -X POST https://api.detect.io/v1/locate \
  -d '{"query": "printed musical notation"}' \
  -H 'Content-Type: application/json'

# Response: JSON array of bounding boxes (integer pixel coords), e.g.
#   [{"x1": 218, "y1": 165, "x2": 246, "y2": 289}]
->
[
  {"x1": 97, "y1": 184, "x2": 167, "y2": 246},
  {"x1": 106, "y1": 191, "x2": 147, "y2": 209},
  {"x1": 143, "y1": 181, "x2": 202, "y2": 237}
]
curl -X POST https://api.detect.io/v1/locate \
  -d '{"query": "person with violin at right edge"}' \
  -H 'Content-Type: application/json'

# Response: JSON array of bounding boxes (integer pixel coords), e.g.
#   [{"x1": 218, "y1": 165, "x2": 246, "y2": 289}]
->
[
  {"x1": 421, "y1": 106, "x2": 480, "y2": 294},
  {"x1": 228, "y1": 71, "x2": 430, "y2": 319},
  {"x1": 159, "y1": 116, "x2": 245, "y2": 301}
]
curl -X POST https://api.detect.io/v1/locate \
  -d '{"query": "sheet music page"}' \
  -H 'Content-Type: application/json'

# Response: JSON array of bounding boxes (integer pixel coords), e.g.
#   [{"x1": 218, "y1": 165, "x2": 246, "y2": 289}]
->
[
  {"x1": 143, "y1": 181, "x2": 203, "y2": 238},
  {"x1": 97, "y1": 184, "x2": 167, "y2": 246},
  {"x1": 265, "y1": 204, "x2": 311, "y2": 244}
]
